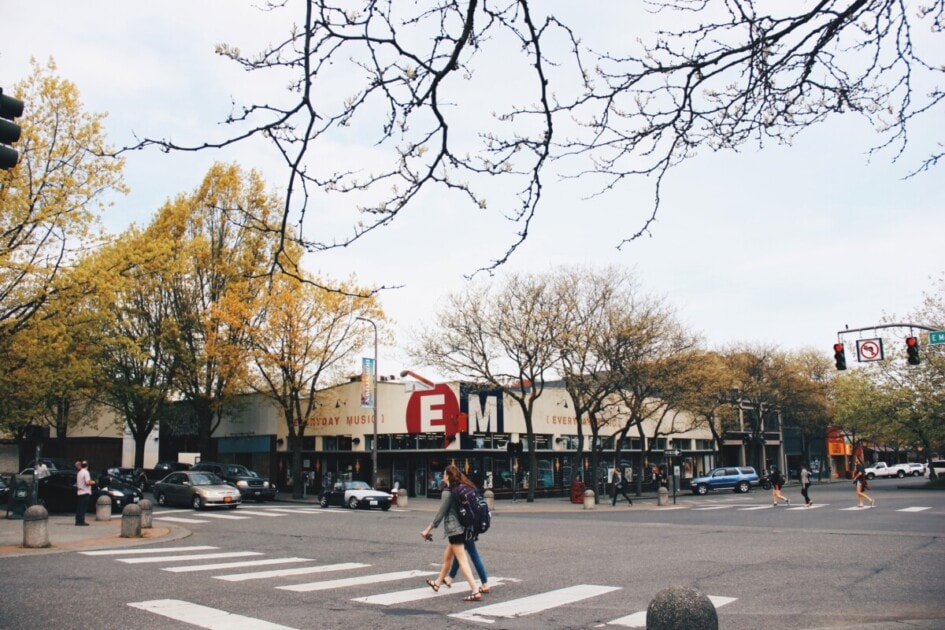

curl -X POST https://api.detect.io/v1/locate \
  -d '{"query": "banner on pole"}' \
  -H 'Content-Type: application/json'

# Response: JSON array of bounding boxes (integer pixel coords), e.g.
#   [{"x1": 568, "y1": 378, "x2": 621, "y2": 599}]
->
[{"x1": 360, "y1": 357, "x2": 375, "y2": 408}]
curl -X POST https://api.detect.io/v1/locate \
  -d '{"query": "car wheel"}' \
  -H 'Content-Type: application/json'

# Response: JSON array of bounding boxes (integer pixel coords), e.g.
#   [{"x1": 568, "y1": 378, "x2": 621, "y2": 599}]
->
[
  {"x1": 897, "y1": 470, "x2": 905, "y2": 478},
  {"x1": 695, "y1": 484, "x2": 708, "y2": 495},
  {"x1": 319, "y1": 497, "x2": 329, "y2": 508},
  {"x1": 156, "y1": 492, "x2": 167, "y2": 506},
  {"x1": 913, "y1": 471, "x2": 922, "y2": 477},
  {"x1": 736, "y1": 481, "x2": 750, "y2": 493},
  {"x1": 347, "y1": 496, "x2": 360, "y2": 509},
  {"x1": 192, "y1": 495, "x2": 203, "y2": 510},
  {"x1": 866, "y1": 473, "x2": 875, "y2": 480}
]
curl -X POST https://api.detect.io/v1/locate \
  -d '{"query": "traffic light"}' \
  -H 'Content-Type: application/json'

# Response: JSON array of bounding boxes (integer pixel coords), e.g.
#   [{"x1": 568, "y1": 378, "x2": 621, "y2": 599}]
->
[
  {"x1": 906, "y1": 336, "x2": 920, "y2": 365},
  {"x1": 1, "y1": 87, "x2": 25, "y2": 170},
  {"x1": 833, "y1": 343, "x2": 847, "y2": 370}
]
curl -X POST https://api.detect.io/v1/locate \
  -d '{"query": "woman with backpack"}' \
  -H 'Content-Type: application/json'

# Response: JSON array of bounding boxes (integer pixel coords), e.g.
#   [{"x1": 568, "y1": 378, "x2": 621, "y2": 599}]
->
[{"x1": 420, "y1": 464, "x2": 483, "y2": 601}]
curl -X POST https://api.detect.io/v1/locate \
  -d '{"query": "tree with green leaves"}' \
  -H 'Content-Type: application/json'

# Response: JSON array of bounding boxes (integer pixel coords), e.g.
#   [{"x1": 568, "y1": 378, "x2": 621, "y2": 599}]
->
[{"x1": 236, "y1": 271, "x2": 384, "y2": 499}]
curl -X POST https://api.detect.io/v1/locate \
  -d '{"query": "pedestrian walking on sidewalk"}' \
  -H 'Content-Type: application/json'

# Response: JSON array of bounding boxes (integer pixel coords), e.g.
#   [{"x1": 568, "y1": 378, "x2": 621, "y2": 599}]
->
[
  {"x1": 75, "y1": 460, "x2": 93, "y2": 526},
  {"x1": 799, "y1": 464, "x2": 813, "y2": 507},
  {"x1": 770, "y1": 466, "x2": 789, "y2": 506},
  {"x1": 420, "y1": 465, "x2": 482, "y2": 601},
  {"x1": 611, "y1": 466, "x2": 632, "y2": 506}
]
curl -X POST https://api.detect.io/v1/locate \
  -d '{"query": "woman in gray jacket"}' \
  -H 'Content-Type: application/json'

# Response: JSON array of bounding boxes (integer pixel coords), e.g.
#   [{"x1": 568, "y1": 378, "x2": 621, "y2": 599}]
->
[{"x1": 420, "y1": 464, "x2": 482, "y2": 601}]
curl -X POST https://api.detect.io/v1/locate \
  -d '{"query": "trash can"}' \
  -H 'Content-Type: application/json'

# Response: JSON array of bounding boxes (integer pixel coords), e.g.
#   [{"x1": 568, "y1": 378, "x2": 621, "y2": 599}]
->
[{"x1": 570, "y1": 481, "x2": 585, "y2": 504}]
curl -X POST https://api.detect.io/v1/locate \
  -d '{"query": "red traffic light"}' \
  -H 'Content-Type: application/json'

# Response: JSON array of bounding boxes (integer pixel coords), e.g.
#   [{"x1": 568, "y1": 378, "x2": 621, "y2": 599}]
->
[
  {"x1": 906, "y1": 336, "x2": 918, "y2": 347},
  {"x1": 906, "y1": 336, "x2": 920, "y2": 365},
  {"x1": 833, "y1": 343, "x2": 844, "y2": 353}
]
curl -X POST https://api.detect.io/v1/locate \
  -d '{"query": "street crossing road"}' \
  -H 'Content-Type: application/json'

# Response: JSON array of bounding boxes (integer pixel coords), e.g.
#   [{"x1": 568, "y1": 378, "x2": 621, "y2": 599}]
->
[
  {"x1": 102, "y1": 545, "x2": 734, "y2": 628},
  {"x1": 145, "y1": 501, "x2": 944, "y2": 527}
]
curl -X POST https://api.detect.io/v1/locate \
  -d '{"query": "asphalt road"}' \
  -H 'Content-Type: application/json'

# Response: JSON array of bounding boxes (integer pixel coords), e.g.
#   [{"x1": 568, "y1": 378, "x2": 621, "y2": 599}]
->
[{"x1": 1, "y1": 478, "x2": 942, "y2": 629}]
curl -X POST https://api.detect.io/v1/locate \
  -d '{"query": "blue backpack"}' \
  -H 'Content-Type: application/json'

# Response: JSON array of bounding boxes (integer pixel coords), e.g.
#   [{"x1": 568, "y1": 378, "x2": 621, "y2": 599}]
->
[{"x1": 451, "y1": 483, "x2": 491, "y2": 534}]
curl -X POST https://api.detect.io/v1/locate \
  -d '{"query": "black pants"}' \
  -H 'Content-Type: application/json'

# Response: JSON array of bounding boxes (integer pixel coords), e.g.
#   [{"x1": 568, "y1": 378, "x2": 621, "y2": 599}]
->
[
  {"x1": 800, "y1": 483, "x2": 811, "y2": 505},
  {"x1": 612, "y1": 484, "x2": 633, "y2": 505},
  {"x1": 76, "y1": 493, "x2": 90, "y2": 524}
]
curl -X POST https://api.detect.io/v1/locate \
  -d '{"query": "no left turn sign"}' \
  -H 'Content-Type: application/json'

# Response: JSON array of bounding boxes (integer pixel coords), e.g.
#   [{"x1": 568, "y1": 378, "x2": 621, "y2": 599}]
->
[{"x1": 856, "y1": 338, "x2": 885, "y2": 362}]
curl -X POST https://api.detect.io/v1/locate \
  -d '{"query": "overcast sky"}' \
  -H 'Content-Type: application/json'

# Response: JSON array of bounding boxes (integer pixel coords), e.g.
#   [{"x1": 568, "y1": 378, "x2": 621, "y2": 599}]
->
[{"x1": 3, "y1": 2, "x2": 942, "y2": 378}]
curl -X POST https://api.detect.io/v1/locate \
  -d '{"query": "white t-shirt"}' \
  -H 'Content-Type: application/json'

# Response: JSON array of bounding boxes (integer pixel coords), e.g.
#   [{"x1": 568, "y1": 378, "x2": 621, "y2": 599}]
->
[
  {"x1": 76, "y1": 468, "x2": 92, "y2": 495},
  {"x1": 35, "y1": 463, "x2": 50, "y2": 479}
]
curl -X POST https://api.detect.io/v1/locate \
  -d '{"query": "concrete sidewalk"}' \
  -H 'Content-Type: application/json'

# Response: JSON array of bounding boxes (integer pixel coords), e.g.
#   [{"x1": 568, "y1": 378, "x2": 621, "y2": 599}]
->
[{"x1": 0, "y1": 511, "x2": 187, "y2": 558}]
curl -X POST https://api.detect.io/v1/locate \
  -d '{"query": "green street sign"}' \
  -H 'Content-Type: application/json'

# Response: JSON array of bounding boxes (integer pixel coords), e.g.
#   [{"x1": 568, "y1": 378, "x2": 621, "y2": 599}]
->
[{"x1": 930, "y1": 331, "x2": 945, "y2": 345}]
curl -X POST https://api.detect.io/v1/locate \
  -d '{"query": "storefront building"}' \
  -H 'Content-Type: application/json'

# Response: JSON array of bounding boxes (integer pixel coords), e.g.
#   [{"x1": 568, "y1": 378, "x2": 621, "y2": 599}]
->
[{"x1": 258, "y1": 376, "x2": 719, "y2": 499}]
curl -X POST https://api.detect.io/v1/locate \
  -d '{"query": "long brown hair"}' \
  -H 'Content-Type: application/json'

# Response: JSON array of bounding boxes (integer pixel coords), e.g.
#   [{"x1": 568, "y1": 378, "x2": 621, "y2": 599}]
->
[{"x1": 444, "y1": 464, "x2": 476, "y2": 490}]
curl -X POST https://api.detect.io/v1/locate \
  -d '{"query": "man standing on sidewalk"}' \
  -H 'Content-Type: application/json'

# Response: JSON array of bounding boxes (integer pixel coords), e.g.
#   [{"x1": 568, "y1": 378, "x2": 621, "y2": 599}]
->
[{"x1": 75, "y1": 460, "x2": 93, "y2": 526}]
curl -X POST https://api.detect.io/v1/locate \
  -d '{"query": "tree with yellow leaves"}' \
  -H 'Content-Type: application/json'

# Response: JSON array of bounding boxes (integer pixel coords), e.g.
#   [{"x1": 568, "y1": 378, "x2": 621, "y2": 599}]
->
[
  {"x1": 0, "y1": 58, "x2": 125, "y2": 346},
  {"x1": 234, "y1": 271, "x2": 384, "y2": 499}
]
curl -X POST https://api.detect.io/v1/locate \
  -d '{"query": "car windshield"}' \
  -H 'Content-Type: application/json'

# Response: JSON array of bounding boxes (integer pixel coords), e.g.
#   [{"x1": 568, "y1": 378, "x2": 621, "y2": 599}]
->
[
  {"x1": 227, "y1": 465, "x2": 251, "y2": 476},
  {"x1": 345, "y1": 481, "x2": 371, "y2": 491},
  {"x1": 190, "y1": 473, "x2": 224, "y2": 486}
]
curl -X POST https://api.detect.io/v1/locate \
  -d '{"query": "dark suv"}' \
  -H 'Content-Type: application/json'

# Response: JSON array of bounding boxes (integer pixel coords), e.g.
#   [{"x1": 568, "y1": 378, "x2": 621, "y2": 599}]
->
[
  {"x1": 189, "y1": 462, "x2": 276, "y2": 502},
  {"x1": 689, "y1": 466, "x2": 760, "y2": 495}
]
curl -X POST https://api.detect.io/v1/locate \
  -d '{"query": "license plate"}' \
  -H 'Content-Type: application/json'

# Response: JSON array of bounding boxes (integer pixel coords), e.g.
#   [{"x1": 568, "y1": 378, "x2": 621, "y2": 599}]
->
[
  {"x1": 370, "y1": 500, "x2": 378, "y2": 506},
  {"x1": 253, "y1": 490, "x2": 260, "y2": 495},
  {"x1": 224, "y1": 496, "x2": 232, "y2": 503},
  {"x1": 133, "y1": 497, "x2": 139, "y2": 503}
]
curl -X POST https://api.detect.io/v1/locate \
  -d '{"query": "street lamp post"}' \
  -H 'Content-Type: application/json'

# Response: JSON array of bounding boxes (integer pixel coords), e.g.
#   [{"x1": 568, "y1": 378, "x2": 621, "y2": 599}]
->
[{"x1": 356, "y1": 317, "x2": 379, "y2": 488}]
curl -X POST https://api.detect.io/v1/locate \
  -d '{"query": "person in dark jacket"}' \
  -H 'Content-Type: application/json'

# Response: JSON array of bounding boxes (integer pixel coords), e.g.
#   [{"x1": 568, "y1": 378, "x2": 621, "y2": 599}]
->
[
  {"x1": 420, "y1": 464, "x2": 482, "y2": 601},
  {"x1": 611, "y1": 466, "x2": 633, "y2": 506},
  {"x1": 770, "y1": 466, "x2": 789, "y2": 506}
]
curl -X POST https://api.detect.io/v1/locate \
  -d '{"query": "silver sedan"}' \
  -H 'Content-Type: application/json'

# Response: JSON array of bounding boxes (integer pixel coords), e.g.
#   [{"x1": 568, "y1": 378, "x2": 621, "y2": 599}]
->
[{"x1": 152, "y1": 471, "x2": 242, "y2": 510}]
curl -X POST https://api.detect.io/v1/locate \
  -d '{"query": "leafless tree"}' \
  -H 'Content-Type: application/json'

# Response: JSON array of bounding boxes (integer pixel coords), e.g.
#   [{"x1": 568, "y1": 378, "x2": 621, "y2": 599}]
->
[{"x1": 129, "y1": 1, "x2": 943, "y2": 274}]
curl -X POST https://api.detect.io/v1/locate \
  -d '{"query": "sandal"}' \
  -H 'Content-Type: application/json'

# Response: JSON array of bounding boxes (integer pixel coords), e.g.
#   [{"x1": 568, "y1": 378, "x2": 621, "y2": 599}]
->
[
  {"x1": 425, "y1": 579, "x2": 439, "y2": 592},
  {"x1": 443, "y1": 578, "x2": 453, "y2": 588},
  {"x1": 478, "y1": 584, "x2": 490, "y2": 594},
  {"x1": 464, "y1": 591, "x2": 482, "y2": 602}
]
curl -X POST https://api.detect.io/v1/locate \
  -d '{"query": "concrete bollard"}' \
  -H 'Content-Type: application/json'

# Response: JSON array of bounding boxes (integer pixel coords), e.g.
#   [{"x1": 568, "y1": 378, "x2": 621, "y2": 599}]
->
[
  {"x1": 646, "y1": 585, "x2": 718, "y2": 630},
  {"x1": 139, "y1": 498, "x2": 153, "y2": 529},
  {"x1": 23, "y1": 504, "x2": 49, "y2": 548},
  {"x1": 657, "y1": 486, "x2": 669, "y2": 506},
  {"x1": 96, "y1": 495, "x2": 112, "y2": 521},
  {"x1": 120, "y1": 503, "x2": 142, "y2": 538},
  {"x1": 397, "y1": 488, "x2": 408, "y2": 509},
  {"x1": 483, "y1": 489, "x2": 494, "y2": 512},
  {"x1": 583, "y1": 488, "x2": 595, "y2": 510}
]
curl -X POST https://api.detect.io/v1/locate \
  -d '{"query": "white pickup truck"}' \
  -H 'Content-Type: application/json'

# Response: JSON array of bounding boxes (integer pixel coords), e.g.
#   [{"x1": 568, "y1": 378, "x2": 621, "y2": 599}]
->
[{"x1": 863, "y1": 462, "x2": 912, "y2": 479}]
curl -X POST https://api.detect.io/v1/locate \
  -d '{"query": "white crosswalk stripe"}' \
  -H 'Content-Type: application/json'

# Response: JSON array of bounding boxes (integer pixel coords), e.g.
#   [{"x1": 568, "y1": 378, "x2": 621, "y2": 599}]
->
[
  {"x1": 353, "y1": 577, "x2": 517, "y2": 605},
  {"x1": 154, "y1": 516, "x2": 211, "y2": 523},
  {"x1": 223, "y1": 509, "x2": 285, "y2": 517},
  {"x1": 128, "y1": 599, "x2": 297, "y2": 630},
  {"x1": 119, "y1": 551, "x2": 263, "y2": 564},
  {"x1": 198, "y1": 513, "x2": 251, "y2": 520},
  {"x1": 898, "y1": 506, "x2": 931, "y2": 512},
  {"x1": 82, "y1": 545, "x2": 218, "y2": 556},
  {"x1": 277, "y1": 569, "x2": 437, "y2": 593},
  {"x1": 163, "y1": 557, "x2": 314, "y2": 573},
  {"x1": 785, "y1": 504, "x2": 827, "y2": 510},
  {"x1": 606, "y1": 595, "x2": 737, "y2": 627},
  {"x1": 214, "y1": 562, "x2": 369, "y2": 582},
  {"x1": 449, "y1": 584, "x2": 621, "y2": 624}
]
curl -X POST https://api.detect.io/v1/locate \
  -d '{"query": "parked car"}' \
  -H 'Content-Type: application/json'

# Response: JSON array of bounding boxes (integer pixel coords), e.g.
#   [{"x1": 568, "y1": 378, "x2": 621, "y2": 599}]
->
[
  {"x1": 690, "y1": 466, "x2": 760, "y2": 495},
  {"x1": 138, "y1": 461, "x2": 193, "y2": 491},
  {"x1": 19, "y1": 457, "x2": 75, "y2": 479},
  {"x1": 863, "y1": 462, "x2": 912, "y2": 479},
  {"x1": 36, "y1": 470, "x2": 143, "y2": 513},
  {"x1": 320, "y1": 480, "x2": 392, "y2": 510},
  {"x1": 907, "y1": 462, "x2": 927, "y2": 477},
  {"x1": 152, "y1": 470, "x2": 242, "y2": 510},
  {"x1": 189, "y1": 462, "x2": 276, "y2": 502},
  {"x1": 0, "y1": 476, "x2": 10, "y2": 504}
]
